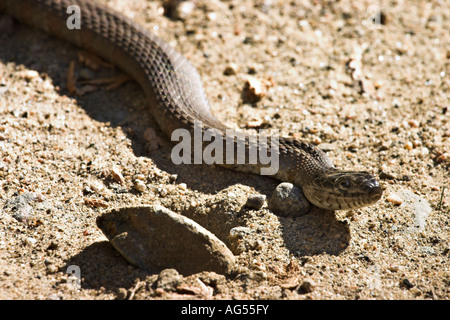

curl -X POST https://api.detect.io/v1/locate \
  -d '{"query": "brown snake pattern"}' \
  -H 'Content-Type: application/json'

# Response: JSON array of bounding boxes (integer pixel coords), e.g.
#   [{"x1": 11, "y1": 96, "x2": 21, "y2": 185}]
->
[{"x1": 1, "y1": 0, "x2": 383, "y2": 210}]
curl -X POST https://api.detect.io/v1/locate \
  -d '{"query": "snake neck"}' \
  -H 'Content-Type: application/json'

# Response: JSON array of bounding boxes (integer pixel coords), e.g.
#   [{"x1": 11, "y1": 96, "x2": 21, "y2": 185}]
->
[{"x1": 273, "y1": 137, "x2": 336, "y2": 188}]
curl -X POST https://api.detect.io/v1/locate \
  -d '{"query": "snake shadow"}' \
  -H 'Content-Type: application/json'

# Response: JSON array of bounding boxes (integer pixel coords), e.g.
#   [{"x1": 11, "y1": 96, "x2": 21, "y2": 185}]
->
[
  {"x1": 279, "y1": 208, "x2": 350, "y2": 257},
  {"x1": 1, "y1": 20, "x2": 350, "y2": 285}
]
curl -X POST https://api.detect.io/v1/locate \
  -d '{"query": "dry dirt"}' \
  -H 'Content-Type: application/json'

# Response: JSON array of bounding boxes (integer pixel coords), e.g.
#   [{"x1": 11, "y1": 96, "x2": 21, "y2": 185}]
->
[{"x1": 0, "y1": 0, "x2": 448, "y2": 300}]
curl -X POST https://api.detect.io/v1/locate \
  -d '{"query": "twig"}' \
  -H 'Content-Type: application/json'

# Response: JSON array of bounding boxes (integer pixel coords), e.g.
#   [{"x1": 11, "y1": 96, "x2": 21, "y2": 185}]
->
[
  {"x1": 128, "y1": 280, "x2": 145, "y2": 300},
  {"x1": 437, "y1": 186, "x2": 446, "y2": 212}
]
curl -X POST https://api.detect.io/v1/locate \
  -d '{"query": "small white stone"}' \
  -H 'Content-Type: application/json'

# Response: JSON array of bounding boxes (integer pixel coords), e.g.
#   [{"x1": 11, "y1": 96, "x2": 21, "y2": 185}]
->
[
  {"x1": 26, "y1": 237, "x2": 37, "y2": 246},
  {"x1": 387, "y1": 193, "x2": 403, "y2": 205},
  {"x1": 134, "y1": 180, "x2": 146, "y2": 192}
]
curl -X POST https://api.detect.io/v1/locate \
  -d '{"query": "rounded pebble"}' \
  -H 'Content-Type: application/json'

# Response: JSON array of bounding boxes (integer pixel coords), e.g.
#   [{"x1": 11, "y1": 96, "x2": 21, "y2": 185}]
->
[
  {"x1": 404, "y1": 141, "x2": 413, "y2": 150},
  {"x1": 317, "y1": 143, "x2": 335, "y2": 152},
  {"x1": 115, "y1": 288, "x2": 128, "y2": 300},
  {"x1": 387, "y1": 193, "x2": 403, "y2": 205},
  {"x1": 134, "y1": 180, "x2": 146, "y2": 192},
  {"x1": 297, "y1": 278, "x2": 316, "y2": 294},
  {"x1": 245, "y1": 194, "x2": 266, "y2": 210},
  {"x1": 268, "y1": 183, "x2": 310, "y2": 217},
  {"x1": 155, "y1": 268, "x2": 182, "y2": 291},
  {"x1": 26, "y1": 237, "x2": 37, "y2": 246},
  {"x1": 224, "y1": 63, "x2": 238, "y2": 75}
]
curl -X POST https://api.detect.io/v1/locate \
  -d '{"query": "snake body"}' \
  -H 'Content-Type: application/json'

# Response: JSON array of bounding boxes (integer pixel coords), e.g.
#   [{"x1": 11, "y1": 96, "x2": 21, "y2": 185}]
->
[{"x1": 2, "y1": 0, "x2": 382, "y2": 210}]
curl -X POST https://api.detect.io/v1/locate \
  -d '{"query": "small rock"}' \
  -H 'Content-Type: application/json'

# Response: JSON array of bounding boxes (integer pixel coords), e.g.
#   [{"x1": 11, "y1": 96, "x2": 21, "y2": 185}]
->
[
  {"x1": 280, "y1": 277, "x2": 300, "y2": 290},
  {"x1": 268, "y1": 183, "x2": 310, "y2": 217},
  {"x1": 379, "y1": 171, "x2": 397, "y2": 180},
  {"x1": 115, "y1": 288, "x2": 128, "y2": 300},
  {"x1": 156, "y1": 269, "x2": 182, "y2": 291},
  {"x1": 47, "y1": 293, "x2": 61, "y2": 300},
  {"x1": 245, "y1": 194, "x2": 266, "y2": 210},
  {"x1": 3, "y1": 192, "x2": 41, "y2": 223},
  {"x1": 17, "y1": 70, "x2": 40, "y2": 81},
  {"x1": 374, "y1": 79, "x2": 384, "y2": 89},
  {"x1": 253, "y1": 239, "x2": 264, "y2": 250},
  {"x1": 47, "y1": 241, "x2": 59, "y2": 251},
  {"x1": 401, "y1": 278, "x2": 414, "y2": 289},
  {"x1": 378, "y1": 10, "x2": 388, "y2": 25},
  {"x1": 408, "y1": 119, "x2": 419, "y2": 128},
  {"x1": 135, "y1": 174, "x2": 146, "y2": 181},
  {"x1": 111, "y1": 165, "x2": 125, "y2": 184},
  {"x1": 420, "y1": 246, "x2": 435, "y2": 255},
  {"x1": 435, "y1": 152, "x2": 448, "y2": 164},
  {"x1": 418, "y1": 147, "x2": 429, "y2": 157},
  {"x1": 228, "y1": 226, "x2": 252, "y2": 239},
  {"x1": 317, "y1": 143, "x2": 335, "y2": 152},
  {"x1": 84, "y1": 197, "x2": 108, "y2": 208},
  {"x1": 76, "y1": 85, "x2": 97, "y2": 96},
  {"x1": 97, "y1": 205, "x2": 235, "y2": 275},
  {"x1": 178, "y1": 183, "x2": 187, "y2": 190},
  {"x1": 176, "y1": 284, "x2": 202, "y2": 295},
  {"x1": 85, "y1": 180, "x2": 106, "y2": 195},
  {"x1": 311, "y1": 136, "x2": 322, "y2": 145},
  {"x1": 224, "y1": 63, "x2": 238, "y2": 75},
  {"x1": 243, "y1": 76, "x2": 274, "y2": 102},
  {"x1": 404, "y1": 141, "x2": 413, "y2": 150},
  {"x1": 207, "y1": 12, "x2": 217, "y2": 21},
  {"x1": 245, "y1": 117, "x2": 264, "y2": 128},
  {"x1": 297, "y1": 278, "x2": 316, "y2": 294},
  {"x1": 250, "y1": 271, "x2": 268, "y2": 281},
  {"x1": 159, "y1": 188, "x2": 168, "y2": 197},
  {"x1": 387, "y1": 193, "x2": 403, "y2": 205},
  {"x1": 392, "y1": 99, "x2": 401, "y2": 108},
  {"x1": 26, "y1": 237, "x2": 37, "y2": 246},
  {"x1": 227, "y1": 191, "x2": 236, "y2": 198},
  {"x1": 134, "y1": 179, "x2": 146, "y2": 192},
  {"x1": 163, "y1": 0, "x2": 195, "y2": 20},
  {"x1": 388, "y1": 264, "x2": 399, "y2": 272}
]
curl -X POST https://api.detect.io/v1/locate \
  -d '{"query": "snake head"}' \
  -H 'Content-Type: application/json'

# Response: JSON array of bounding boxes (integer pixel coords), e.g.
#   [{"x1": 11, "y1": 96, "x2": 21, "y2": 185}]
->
[{"x1": 302, "y1": 171, "x2": 382, "y2": 210}]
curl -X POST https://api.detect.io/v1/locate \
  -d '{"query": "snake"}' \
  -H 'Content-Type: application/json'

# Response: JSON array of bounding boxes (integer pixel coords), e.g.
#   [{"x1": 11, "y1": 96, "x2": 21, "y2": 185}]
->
[{"x1": 2, "y1": 0, "x2": 382, "y2": 211}]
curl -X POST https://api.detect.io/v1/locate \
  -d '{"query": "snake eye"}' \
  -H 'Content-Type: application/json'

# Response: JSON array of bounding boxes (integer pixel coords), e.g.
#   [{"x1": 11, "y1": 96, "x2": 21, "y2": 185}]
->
[{"x1": 338, "y1": 178, "x2": 350, "y2": 191}]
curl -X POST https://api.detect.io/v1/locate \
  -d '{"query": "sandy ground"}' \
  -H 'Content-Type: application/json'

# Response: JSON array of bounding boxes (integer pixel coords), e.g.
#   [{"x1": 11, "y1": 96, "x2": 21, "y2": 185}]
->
[{"x1": 0, "y1": 0, "x2": 448, "y2": 300}]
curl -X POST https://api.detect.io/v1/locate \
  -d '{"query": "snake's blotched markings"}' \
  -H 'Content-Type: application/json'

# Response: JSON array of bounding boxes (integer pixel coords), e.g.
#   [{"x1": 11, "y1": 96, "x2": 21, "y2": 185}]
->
[{"x1": 171, "y1": 120, "x2": 280, "y2": 175}]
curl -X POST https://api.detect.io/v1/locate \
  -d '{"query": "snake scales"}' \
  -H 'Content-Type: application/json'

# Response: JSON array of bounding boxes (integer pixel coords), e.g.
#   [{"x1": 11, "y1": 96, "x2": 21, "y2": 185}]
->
[{"x1": 2, "y1": 0, "x2": 382, "y2": 210}]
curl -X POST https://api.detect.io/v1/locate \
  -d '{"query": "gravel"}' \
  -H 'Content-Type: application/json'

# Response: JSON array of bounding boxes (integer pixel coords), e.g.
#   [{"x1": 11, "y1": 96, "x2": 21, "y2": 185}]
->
[{"x1": 0, "y1": 0, "x2": 448, "y2": 300}]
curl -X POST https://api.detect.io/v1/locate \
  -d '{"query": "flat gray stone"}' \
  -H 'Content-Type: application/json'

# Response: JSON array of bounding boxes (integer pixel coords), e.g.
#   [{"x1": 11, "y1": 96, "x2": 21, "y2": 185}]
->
[{"x1": 97, "y1": 205, "x2": 235, "y2": 275}]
